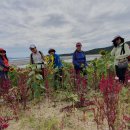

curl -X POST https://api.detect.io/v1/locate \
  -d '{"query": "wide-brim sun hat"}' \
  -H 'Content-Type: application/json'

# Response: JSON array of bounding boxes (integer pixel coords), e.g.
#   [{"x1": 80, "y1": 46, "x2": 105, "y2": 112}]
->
[{"x1": 112, "y1": 35, "x2": 124, "y2": 42}]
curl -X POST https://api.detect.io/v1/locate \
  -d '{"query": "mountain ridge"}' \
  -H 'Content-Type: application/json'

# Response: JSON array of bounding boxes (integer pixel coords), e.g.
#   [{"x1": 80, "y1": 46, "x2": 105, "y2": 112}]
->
[
  {"x1": 9, "y1": 41, "x2": 130, "y2": 59},
  {"x1": 60, "y1": 41, "x2": 130, "y2": 56}
]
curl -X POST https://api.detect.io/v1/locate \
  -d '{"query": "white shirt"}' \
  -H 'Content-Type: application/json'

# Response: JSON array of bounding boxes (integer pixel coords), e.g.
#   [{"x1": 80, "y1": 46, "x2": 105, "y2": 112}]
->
[
  {"x1": 32, "y1": 51, "x2": 43, "y2": 64},
  {"x1": 111, "y1": 43, "x2": 130, "y2": 65}
]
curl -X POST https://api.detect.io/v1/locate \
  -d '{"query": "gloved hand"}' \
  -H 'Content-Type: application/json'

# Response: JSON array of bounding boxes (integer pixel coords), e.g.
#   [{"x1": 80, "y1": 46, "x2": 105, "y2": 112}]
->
[
  {"x1": 82, "y1": 67, "x2": 86, "y2": 71},
  {"x1": 80, "y1": 64, "x2": 85, "y2": 69}
]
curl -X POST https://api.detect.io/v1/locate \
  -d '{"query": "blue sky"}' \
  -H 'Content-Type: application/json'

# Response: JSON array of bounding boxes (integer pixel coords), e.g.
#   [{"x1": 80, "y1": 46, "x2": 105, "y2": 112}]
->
[{"x1": 0, "y1": 0, "x2": 130, "y2": 58}]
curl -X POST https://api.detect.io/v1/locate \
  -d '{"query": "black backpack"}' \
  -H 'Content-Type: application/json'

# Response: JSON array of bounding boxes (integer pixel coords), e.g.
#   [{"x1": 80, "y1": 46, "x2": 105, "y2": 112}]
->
[
  {"x1": 30, "y1": 51, "x2": 43, "y2": 64},
  {"x1": 120, "y1": 43, "x2": 125, "y2": 55},
  {"x1": 120, "y1": 43, "x2": 130, "y2": 61}
]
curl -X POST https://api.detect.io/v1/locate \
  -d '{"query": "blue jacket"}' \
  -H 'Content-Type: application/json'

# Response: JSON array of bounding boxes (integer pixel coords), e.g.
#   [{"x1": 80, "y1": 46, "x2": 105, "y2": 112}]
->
[
  {"x1": 54, "y1": 54, "x2": 63, "y2": 69},
  {"x1": 0, "y1": 57, "x2": 8, "y2": 78},
  {"x1": 73, "y1": 50, "x2": 87, "y2": 69}
]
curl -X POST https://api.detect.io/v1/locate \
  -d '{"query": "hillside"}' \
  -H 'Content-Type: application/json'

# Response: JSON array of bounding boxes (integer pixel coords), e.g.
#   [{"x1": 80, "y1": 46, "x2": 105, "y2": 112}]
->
[{"x1": 60, "y1": 41, "x2": 130, "y2": 56}]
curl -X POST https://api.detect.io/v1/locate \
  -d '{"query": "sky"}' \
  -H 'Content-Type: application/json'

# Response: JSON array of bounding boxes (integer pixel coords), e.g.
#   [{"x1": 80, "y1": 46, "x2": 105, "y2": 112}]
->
[{"x1": 0, "y1": 0, "x2": 130, "y2": 58}]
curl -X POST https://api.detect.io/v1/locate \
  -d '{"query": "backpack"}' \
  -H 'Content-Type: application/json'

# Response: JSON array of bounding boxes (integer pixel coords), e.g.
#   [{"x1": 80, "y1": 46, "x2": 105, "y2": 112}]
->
[
  {"x1": 30, "y1": 51, "x2": 43, "y2": 64},
  {"x1": 120, "y1": 43, "x2": 125, "y2": 55},
  {"x1": 128, "y1": 46, "x2": 130, "y2": 61},
  {"x1": 120, "y1": 43, "x2": 130, "y2": 61}
]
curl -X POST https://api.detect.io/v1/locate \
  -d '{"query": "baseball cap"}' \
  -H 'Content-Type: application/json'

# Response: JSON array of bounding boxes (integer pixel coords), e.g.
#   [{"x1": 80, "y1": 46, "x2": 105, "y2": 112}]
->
[
  {"x1": 30, "y1": 44, "x2": 36, "y2": 49},
  {"x1": 76, "y1": 42, "x2": 82, "y2": 47}
]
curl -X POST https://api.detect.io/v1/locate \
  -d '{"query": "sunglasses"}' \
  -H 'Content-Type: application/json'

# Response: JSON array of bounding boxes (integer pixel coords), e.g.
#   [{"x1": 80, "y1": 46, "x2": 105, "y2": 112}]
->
[
  {"x1": 76, "y1": 45, "x2": 81, "y2": 47},
  {"x1": 30, "y1": 48, "x2": 35, "y2": 50},
  {"x1": 0, "y1": 50, "x2": 6, "y2": 53}
]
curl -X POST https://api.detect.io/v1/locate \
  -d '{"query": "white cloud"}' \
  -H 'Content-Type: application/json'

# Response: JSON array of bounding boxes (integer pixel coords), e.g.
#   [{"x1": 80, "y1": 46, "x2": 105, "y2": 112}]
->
[{"x1": 0, "y1": 0, "x2": 130, "y2": 57}]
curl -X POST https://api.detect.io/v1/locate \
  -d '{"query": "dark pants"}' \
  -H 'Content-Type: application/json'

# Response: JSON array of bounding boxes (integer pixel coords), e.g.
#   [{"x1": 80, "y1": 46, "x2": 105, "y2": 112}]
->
[
  {"x1": 75, "y1": 68, "x2": 87, "y2": 76},
  {"x1": 54, "y1": 68, "x2": 63, "y2": 90},
  {"x1": 115, "y1": 65, "x2": 127, "y2": 83},
  {"x1": 0, "y1": 78, "x2": 3, "y2": 93},
  {"x1": 40, "y1": 68, "x2": 44, "y2": 79},
  {"x1": 0, "y1": 77, "x2": 10, "y2": 95}
]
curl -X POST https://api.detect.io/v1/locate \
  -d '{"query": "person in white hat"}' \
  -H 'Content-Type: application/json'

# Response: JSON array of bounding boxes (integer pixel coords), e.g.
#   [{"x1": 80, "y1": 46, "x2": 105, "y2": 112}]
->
[{"x1": 29, "y1": 44, "x2": 45, "y2": 78}]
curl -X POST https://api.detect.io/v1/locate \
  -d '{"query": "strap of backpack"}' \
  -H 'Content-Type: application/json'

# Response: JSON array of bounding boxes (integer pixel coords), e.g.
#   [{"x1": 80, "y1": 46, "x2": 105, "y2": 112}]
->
[
  {"x1": 30, "y1": 53, "x2": 34, "y2": 64},
  {"x1": 31, "y1": 51, "x2": 44, "y2": 64},
  {"x1": 39, "y1": 51, "x2": 42, "y2": 56},
  {"x1": 39, "y1": 51, "x2": 44, "y2": 64},
  {"x1": 120, "y1": 43, "x2": 125, "y2": 55}
]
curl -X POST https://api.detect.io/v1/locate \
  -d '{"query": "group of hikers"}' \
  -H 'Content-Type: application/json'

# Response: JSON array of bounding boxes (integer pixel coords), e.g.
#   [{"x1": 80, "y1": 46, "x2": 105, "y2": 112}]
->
[
  {"x1": 29, "y1": 42, "x2": 87, "y2": 79},
  {"x1": 0, "y1": 35, "x2": 130, "y2": 91}
]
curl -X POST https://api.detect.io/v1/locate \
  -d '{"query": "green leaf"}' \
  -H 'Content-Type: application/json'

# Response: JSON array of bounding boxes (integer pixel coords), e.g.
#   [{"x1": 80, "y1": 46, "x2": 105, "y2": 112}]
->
[
  {"x1": 40, "y1": 84, "x2": 45, "y2": 89},
  {"x1": 28, "y1": 71, "x2": 35, "y2": 76},
  {"x1": 32, "y1": 83, "x2": 38, "y2": 89},
  {"x1": 27, "y1": 78, "x2": 32, "y2": 85},
  {"x1": 36, "y1": 74, "x2": 43, "y2": 80}
]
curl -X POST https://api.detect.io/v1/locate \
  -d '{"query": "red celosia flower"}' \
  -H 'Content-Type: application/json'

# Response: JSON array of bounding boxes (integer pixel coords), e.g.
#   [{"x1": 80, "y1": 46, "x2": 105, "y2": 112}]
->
[
  {"x1": 99, "y1": 75, "x2": 122, "y2": 94},
  {"x1": 123, "y1": 115, "x2": 130, "y2": 122},
  {"x1": 0, "y1": 116, "x2": 13, "y2": 129},
  {"x1": 2, "y1": 123, "x2": 9, "y2": 129}
]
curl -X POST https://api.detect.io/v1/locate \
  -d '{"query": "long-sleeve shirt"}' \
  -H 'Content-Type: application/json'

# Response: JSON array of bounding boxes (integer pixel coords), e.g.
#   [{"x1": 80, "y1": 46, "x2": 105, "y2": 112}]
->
[
  {"x1": 111, "y1": 43, "x2": 130, "y2": 65},
  {"x1": 53, "y1": 54, "x2": 63, "y2": 69},
  {"x1": 73, "y1": 50, "x2": 87, "y2": 69},
  {"x1": 0, "y1": 57, "x2": 9, "y2": 70}
]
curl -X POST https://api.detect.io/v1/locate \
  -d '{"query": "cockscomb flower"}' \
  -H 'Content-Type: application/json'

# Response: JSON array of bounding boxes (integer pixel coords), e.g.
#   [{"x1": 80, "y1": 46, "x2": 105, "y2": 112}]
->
[
  {"x1": 99, "y1": 75, "x2": 122, "y2": 94},
  {"x1": 123, "y1": 115, "x2": 130, "y2": 122}
]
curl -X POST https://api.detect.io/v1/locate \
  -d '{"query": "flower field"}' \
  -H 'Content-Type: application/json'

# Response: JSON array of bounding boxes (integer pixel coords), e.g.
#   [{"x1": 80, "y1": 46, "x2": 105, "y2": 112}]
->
[{"x1": 0, "y1": 52, "x2": 130, "y2": 130}]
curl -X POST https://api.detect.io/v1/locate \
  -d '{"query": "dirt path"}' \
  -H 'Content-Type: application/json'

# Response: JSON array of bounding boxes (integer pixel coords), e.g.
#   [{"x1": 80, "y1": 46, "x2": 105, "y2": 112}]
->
[{"x1": 6, "y1": 99, "x2": 102, "y2": 130}]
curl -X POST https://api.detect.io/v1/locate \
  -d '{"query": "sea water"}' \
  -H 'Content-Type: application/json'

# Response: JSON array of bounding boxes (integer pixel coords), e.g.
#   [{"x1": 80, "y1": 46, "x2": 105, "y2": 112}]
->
[{"x1": 9, "y1": 54, "x2": 101, "y2": 68}]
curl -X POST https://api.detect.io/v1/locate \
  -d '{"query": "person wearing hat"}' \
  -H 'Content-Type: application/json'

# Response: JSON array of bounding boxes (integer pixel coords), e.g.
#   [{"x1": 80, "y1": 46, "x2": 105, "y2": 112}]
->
[
  {"x1": 0, "y1": 48, "x2": 9, "y2": 78},
  {"x1": 111, "y1": 36, "x2": 130, "y2": 83},
  {"x1": 48, "y1": 49, "x2": 63, "y2": 69},
  {"x1": 29, "y1": 44, "x2": 45, "y2": 78},
  {"x1": 73, "y1": 42, "x2": 87, "y2": 77},
  {"x1": 0, "y1": 48, "x2": 9, "y2": 94},
  {"x1": 48, "y1": 49, "x2": 63, "y2": 89}
]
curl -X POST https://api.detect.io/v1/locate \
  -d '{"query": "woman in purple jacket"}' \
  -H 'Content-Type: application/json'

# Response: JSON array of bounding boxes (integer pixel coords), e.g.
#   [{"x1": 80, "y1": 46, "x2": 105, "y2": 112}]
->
[{"x1": 73, "y1": 42, "x2": 87, "y2": 77}]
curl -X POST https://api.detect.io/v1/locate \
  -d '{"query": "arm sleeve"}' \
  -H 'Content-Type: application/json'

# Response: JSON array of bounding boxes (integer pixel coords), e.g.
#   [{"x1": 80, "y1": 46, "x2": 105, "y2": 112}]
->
[
  {"x1": 115, "y1": 44, "x2": 130, "y2": 60},
  {"x1": 111, "y1": 47, "x2": 116, "y2": 56},
  {"x1": 0, "y1": 58, "x2": 9, "y2": 69},
  {"x1": 57, "y1": 55, "x2": 62, "y2": 68},
  {"x1": 30, "y1": 54, "x2": 32, "y2": 64}
]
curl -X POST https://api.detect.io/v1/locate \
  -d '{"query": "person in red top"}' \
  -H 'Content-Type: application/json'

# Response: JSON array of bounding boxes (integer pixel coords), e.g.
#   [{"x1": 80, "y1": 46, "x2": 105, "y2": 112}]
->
[
  {"x1": 128, "y1": 46, "x2": 130, "y2": 83},
  {"x1": 0, "y1": 48, "x2": 9, "y2": 93},
  {"x1": 0, "y1": 48, "x2": 9, "y2": 78}
]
